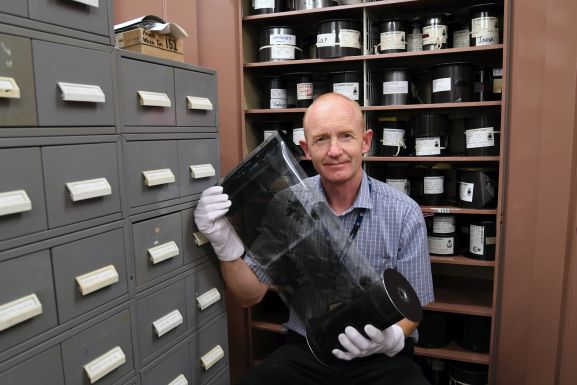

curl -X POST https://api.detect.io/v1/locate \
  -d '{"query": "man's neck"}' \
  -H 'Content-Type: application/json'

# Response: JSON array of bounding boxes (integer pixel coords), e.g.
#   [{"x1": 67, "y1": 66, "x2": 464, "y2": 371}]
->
[{"x1": 322, "y1": 173, "x2": 363, "y2": 215}]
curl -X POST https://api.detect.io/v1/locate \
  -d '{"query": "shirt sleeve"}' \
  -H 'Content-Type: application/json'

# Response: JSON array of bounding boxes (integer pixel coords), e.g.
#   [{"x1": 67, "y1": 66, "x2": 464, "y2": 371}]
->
[{"x1": 396, "y1": 203, "x2": 435, "y2": 307}]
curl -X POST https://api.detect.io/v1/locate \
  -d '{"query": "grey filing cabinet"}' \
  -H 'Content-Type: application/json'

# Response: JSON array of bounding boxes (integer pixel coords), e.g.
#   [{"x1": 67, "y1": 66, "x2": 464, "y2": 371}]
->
[{"x1": 0, "y1": 6, "x2": 229, "y2": 385}]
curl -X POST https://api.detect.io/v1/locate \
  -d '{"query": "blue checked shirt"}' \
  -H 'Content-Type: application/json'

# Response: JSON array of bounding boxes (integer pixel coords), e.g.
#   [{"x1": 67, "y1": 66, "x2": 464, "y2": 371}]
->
[{"x1": 244, "y1": 172, "x2": 434, "y2": 337}]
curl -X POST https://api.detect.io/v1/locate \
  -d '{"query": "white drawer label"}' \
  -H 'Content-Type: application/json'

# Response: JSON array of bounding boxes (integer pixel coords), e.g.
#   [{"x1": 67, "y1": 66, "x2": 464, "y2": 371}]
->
[
  {"x1": 153, "y1": 309, "x2": 183, "y2": 337},
  {"x1": 137, "y1": 91, "x2": 172, "y2": 107},
  {"x1": 200, "y1": 345, "x2": 224, "y2": 370},
  {"x1": 470, "y1": 224, "x2": 485, "y2": 255},
  {"x1": 415, "y1": 137, "x2": 441, "y2": 156},
  {"x1": 380, "y1": 31, "x2": 406, "y2": 50},
  {"x1": 0, "y1": 190, "x2": 32, "y2": 217},
  {"x1": 167, "y1": 374, "x2": 188, "y2": 385},
  {"x1": 459, "y1": 182, "x2": 475, "y2": 202},
  {"x1": 193, "y1": 232, "x2": 209, "y2": 246},
  {"x1": 432, "y1": 77, "x2": 451, "y2": 93},
  {"x1": 270, "y1": 46, "x2": 295, "y2": 60},
  {"x1": 381, "y1": 128, "x2": 405, "y2": 146},
  {"x1": 197, "y1": 288, "x2": 221, "y2": 310},
  {"x1": 433, "y1": 216, "x2": 456, "y2": 234},
  {"x1": 148, "y1": 241, "x2": 180, "y2": 264},
  {"x1": 76, "y1": 265, "x2": 119, "y2": 296},
  {"x1": 66, "y1": 178, "x2": 112, "y2": 202},
  {"x1": 424, "y1": 176, "x2": 444, "y2": 194},
  {"x1": 338, "y1": 29, "x2": 361, "y2": 49},
  {"x1": 70, "y1": 0, "x2": 99, "y2": 7},
  {"x1": 83, "y1": 346, "x2": 126, "y2": 384},
  {"x1": 428, "y1": 236, "x2": 454, "y2": 255},
  {"x1": 382, "y1": 81, "x2": 408, "y2": 95},
  {"x1": 270, "y1": 34, "x2": 296, "y2": 46},
  {"x1": 143, "y1": 168, "x2": 175, "y2": 187},
  {"x1": 0, "y1": 293, "x2": 42, "y2": 332},
  {"x1": 58, "y1": 82, "x2": 105, "y2": 103},
  {"x1": 186, "y1": 96, "x2": 213, "y2": 110},
  {"x1": 0, "y1": 76, "x2": 21, "y2": 99},
  {"x1": 466, "y1": 127, "x2": 495, "y2": 149},
  {"x1": 190, "y1": 164, "x2": 216, "y2": 179}
]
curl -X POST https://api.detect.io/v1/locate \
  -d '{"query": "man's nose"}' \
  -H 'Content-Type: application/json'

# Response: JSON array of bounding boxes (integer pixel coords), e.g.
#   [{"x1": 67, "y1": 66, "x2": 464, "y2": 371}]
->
[{"x1": 327, "y1": 138, "x2": 343, "y2": 157}]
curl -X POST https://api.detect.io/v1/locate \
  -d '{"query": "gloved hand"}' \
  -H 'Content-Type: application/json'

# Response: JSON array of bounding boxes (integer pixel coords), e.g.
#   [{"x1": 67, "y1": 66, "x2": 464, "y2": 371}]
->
[
  {"x1": 332, "y1": 324, "x2": 405, "y2": 361},
  {"x1": 194, "y1": 186, "x2": 244, "y2": 262}
]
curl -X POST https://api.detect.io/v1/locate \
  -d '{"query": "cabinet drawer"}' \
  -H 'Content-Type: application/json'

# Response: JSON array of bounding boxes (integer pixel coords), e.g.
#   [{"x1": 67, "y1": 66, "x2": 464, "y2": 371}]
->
[
  {"x1": 125, "y1": 140, "x2": 180, "y2": 207},
  {"x1": 42, "y1": 143, "x2": 121, "y2": 228},
  {"x1": 135, "y1": 280, "x2": 187, "y2": 361},
  {"x1": 0, "y1": 147, "x2": 47, "y2": 242},
  {"x1": 0, "y1": 346, "x2": 65, "y2": 385},
  {"x1": 207, "y1": 369, "x2": 229, "y2": 385},
  {"x1": 141, "y1": 344, "x2": 192, "y2": 385},
  {"x1": 120, "y1": 58, "x2": 176, "y2": 126},
  {"x1": 186, "y1": 263, "x2": 224, "y2": 331},
  {"x1": 191, "y1": 317, "x2": 229, "y2": 384},
  {"x1": 178, "y1": 139, "x2": 219, "y2": 197},
  {"x1": 0, "y1": 250, "x2": 57, "y2": 352},
  {"x1": 61, "y1": 309, "x2": 134, "y2": 385},
  {"x1": 32, "y1": 40, "x2": 115, "y2": 127},
  {"x1": 52, "y1": 228, "x2": 127, "y2": 323},
  {"x1": 0, "y1": 33, "x2": 37, "y2": 127},
  {"x1": 174, "y1": 69, "x2": 217, "y2": 128},
  {"x1": 0, "y1": 2, "x2": 28, "y2": 17},
  {"x1": 133, "y1": 211, "x2": 184, "y2": 286},
  {"x1": 181, "y1": 208, "x2": 212, "y2": 266},
  {"x1": 28, "y1": 0, "x2": 111, "y2": 38}
]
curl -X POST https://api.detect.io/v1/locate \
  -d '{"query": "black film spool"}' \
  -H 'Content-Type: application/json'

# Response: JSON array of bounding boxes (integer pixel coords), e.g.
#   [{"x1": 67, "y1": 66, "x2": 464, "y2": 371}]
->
[
  {"x1": 330, "y1": 71, "x2": 363, "y2": 105},
  {"x1": 316, "y1": 19, "x2": 362, "y2": 58},
  {"x1": 422, "y1": 14, "x2": 447, "y2": 50},
  {"x1": 465, "y1": 115, "x2": 500, "y2": 156},
  {"x1": 470, "y1": 3, "x2": 500, "y2": 47},
  {"x1": 377, "y1": 19, "x2": 407, "y2": 54},
  {"x1": 457, "y1": 168, "x2": 498, "y2": 209},
  {"x1": 259, "y1": 26, "x2": 301, "y2": 62},
  {"x1": 251, "y1": 0, "x2": 288, "y2": 15},
  {"x1": 381, "y1": 68, "x2": 411, "y2": 105},
  {"x1": 432, "y1": 62, "x2": 473, "y2": 103}
]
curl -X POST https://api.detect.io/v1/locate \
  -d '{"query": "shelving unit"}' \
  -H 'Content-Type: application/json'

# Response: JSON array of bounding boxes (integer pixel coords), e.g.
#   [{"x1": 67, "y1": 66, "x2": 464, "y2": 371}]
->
[{"x1": 238, "y1": 0, "x2": 508, "y2": 382}]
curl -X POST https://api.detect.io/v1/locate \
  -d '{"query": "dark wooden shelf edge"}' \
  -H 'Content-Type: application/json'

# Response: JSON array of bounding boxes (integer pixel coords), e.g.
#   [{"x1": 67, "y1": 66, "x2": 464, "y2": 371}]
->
[
  {"x1": 414, "y1": 343, "x2": 490, "y2": 365},
  {"x1": 430, "y1": 255, "x2": 495, "y2": 267},
  {"x1": 424, "y1": 302, "x2": 493, "y2": 317},
  {"x1": 244, "y1": 45, "x2": 504, "y2": 67},
  {"x1": 364, "y1": 156, "x2": 500, "y2": 162},
  {"x1": 251, "y1": 320, "x2": 288, "y2": 334},
  {"x1": 421, "y1": 206, "x2": 497, "y2": 215}
]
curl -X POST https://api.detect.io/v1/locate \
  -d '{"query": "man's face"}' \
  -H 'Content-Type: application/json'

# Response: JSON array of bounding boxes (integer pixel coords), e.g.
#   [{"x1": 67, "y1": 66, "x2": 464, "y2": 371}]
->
[{"x1": 300, "y1": 98, "x2": 372, "y2": 187}]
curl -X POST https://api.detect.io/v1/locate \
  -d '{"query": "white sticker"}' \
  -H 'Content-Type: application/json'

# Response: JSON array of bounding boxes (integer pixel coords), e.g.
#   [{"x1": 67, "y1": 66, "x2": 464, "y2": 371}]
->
[
  {"x1": 381, "y1": 128, "x2": 405, "y2": 146},
  {"x1": 297, "y1": 83, "x2": 313, "y2": 100},
  {"x1": 415, "y1": 137, "x2": 441, "y2": 156},
  {"x1": 338, "y1": 29, "x2": 361, "y2": 49},
  {"x1": 293, "y1": 128, "x2": 304, "y2": 145},
  {"x1": 433, "y1": 215, "x2": 455, "y2": 233},
  {"x1": 270, "y1": 88, "x2": 287, "y2": 109},
  {"x1": 382, "y1": 81, "x2": 408, "y2": 95},
  {"x1": 270, "y1": 46, "x2": 295, "y2": 60},
  {"x1": 470, "y1": 224, "x2": 485, "y2": 255},
  {"x1": 486, "y1": 236, "x2": 496, "y2": 245},
  {"x1": 422, "y1": 25, "x2": 447, "y2": 46},
  {"x1": 407, "y1": 33, "x2": 423, "y2": 52},
  {"x1": 452, "y1": 29, "x2": 470, "y2": 48},
  {"x1": 459, "y1": 182, "x2": 475, "y2": 202},
  {"x1": 428, "y1": 236, "x2": 454, "y2": 255},
  {"x1": 270, "y1": 34, "x2": 296, "y2": 46},
  {"x1": 264, "y1": 130, "x2": 276, "y2": 140},
  {"x1": 333, "y1": 82, "x2": 359, "y2": 101},
  {"x1": 386, "y1": 179, "x2": 410, "y2": 195},
  {"x1": 317, "y1": 33, "x2": 336, "y2": 47},
  {"x1": 424, "y1": 176, "x2": 444, "y2": 194},
  {"x1": 472, "y1": 17, "x2": 499, "y2": 34},
  {"x1": 493, "y1": 68, "x2": 503, "y2": 77},
  {"x1": 379, "y1": 31, "x2": 406, "y2": 50},
  {"x1": 432, "y1": 77, "x2": 451, "y2": 93},
  {"x1": 466, "y1": 127, "x2": 495, "y2": 149},
  {"x1": 254, "y1": 0, "x2": 275, "y2": 9}
]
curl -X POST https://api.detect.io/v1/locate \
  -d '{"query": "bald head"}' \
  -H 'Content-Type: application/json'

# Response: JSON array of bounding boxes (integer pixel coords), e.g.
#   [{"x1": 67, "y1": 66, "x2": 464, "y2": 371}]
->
[{"x1": 303, "y1": 93, "x2": 364, "y2": 139}]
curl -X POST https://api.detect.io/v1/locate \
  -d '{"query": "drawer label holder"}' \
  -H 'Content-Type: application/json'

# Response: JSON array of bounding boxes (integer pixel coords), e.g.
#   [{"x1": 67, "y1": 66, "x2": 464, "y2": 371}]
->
[
  {"x1": 200, "y1": 345, "x2": 224, "y2": 370},
  {"x1": 75, "y1": 265, "x2": 119, "y2": 296},
  {"x1": 152, "y1": 309, "x2": 183, "y2": 337},
  {"x1": 137, "y1": 90, "x2": 172, "y2": 107},
  {"x1": 70, "y1": 0, "x2": 99, "y2": 7},
  {"x1": 142, "y1": 168, "x2": 175, "y2": 187},
  {"x1": 167, "y1": 374, "x2": 188, "y2": 385},
  {"x1": 186, "y1": 96, "x2": 213, "y2": 110},
  {"x1": 83, "y1": 346, "x2": 126, "y2": 384},
  {"x1": 196, "y1": 288, "x2": 221, "y2": 310},
  {"x1": 0, "y1": 189, "x2": 32, "y2": 217},
  {"x1": 190, "y1": 164, "x2": 216, "y2": 179},
  {"x1": 148, "y1": 241, "x2": 180, "y2": 264},
  {"x1": 66, "y1": 178, "x2": 112, "y2": 202},
  {"x1": 193, "y1": 232, "x2": 209, "y2": 246},
  {"x1": 0, "y1": 293, "x2": 43, "y2": 332},
  {"x1": 58, "y1": 82, "x2": 105, "y2": 103},
  {"x1": 0, "y1": 76, "x2": 21, "y2": 99}
]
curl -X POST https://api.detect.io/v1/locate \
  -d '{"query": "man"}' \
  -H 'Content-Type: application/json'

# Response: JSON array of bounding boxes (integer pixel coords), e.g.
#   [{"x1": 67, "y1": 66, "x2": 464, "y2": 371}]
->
[{"x1": 194, "y1": 93, "x2": 434, "y2": 384}]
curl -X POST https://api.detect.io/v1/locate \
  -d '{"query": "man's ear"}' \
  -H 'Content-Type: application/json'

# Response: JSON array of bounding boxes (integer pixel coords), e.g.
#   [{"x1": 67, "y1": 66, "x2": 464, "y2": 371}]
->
[
  {"x1": 362, "y1": 129, "x2": 373, "y2": 154},
  {"x1": 299, "y1": 138, "x2": 311, "y2": 159}
]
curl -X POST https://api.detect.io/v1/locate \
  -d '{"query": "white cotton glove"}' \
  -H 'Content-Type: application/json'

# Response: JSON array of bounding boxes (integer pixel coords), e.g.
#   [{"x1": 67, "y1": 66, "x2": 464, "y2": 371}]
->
[
  {"x1": 194, "y1": 186, "x2": 244, "y2": 262},
  {"x1": 332, "y1": 324, "x2": 405, "y2": 361}
]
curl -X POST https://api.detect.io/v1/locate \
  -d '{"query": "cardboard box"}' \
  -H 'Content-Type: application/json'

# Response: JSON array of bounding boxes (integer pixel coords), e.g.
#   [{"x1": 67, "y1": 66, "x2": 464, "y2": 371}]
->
[{"x1": 115, "y1": 28, "x2": 184, "y2": 61}]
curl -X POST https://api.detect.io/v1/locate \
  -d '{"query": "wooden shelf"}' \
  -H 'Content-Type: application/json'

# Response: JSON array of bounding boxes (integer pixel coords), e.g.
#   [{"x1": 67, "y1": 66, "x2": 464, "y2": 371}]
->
[
  {"x1": 415, "y1": 342, "x2": 490, "y2": 365},
  {"x1": 364, "y1": 156, "x2": 500, "y2": 162},
  {"x1": 421, "y1": 206, "x2": 497, "y2": 215},
  {"x1": 431, "y1": 255, "x2": 495, "y2": 267},
  {"x1": 426, "y1": 286, "x2": 493, "y2": 317},
  {"x1": 244, "y1": 45, "x2": 503, "y2": 68},
  {"x1": 251, "y1": 320, "x2": 288, "y2": 334}
]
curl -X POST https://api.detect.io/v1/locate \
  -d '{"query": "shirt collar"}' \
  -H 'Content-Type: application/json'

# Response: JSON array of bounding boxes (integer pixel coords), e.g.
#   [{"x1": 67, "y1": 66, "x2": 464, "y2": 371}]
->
[{"x1": 311, "y1": 172, "x2": 373, "y2": 215}]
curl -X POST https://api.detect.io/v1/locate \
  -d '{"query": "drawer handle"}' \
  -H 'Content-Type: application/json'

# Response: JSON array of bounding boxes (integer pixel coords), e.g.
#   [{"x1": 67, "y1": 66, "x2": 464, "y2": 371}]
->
[
  {"x1": 196, "y1": 288, "x2": 221, "y2": 310},
  {"x1": 66, "y1": 177, "x2": 112, "y2": 202},
  {"x1": 137, "y1": 90, "x2": 172, "y2": 107},
  {"x1": 152, "y1": 309, "x2": 183, "y2": 337},
  {"x1": 142, "y1": 168, "x2": 175, "y2": 187},
  {"x1": 167, "y1": 373, "x2": 188, "y2": 385},
  {"x1": 0, "y1": 189, "x2": 32, "y2": 217},
  {"x1": 75, "y1": 265, "x2": 119, "y2": 296},
  {"x1": 200, "y1": 345, "x2": 224, "y2": 370},
  {"x1": 186, "y1": 96, "x2": 213, "y2": 110},
  {"x1": 193, "y1": 232, "x2": 209, "y2": 246},
  {"x1": 70, "y1": 0, "x2": 99, "y2": 8},
  {"x1": 0, "y1": 76, "x2": 21, "y2": 99},
  {"x1": 58, "y1": 82, "x2": 105, "y2": 103},
  {"x1": 190, "y1": 164, "x2": 215, "y2": 179},
  {"x1": 83, "y1": 346, "x2": 126, "y2": 384},
  {"x1": 148, "y1": 241, "x2": 180, "y2": 264},
  {"x1": 0, "y1": 293, "x2": 43, "y2": 332}
]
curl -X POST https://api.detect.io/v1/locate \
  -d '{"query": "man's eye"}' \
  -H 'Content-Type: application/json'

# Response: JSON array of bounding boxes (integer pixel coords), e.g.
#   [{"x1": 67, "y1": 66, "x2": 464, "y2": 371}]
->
[{"x1": 314, "y1": 137, "x2": 327, "y2": 144}]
